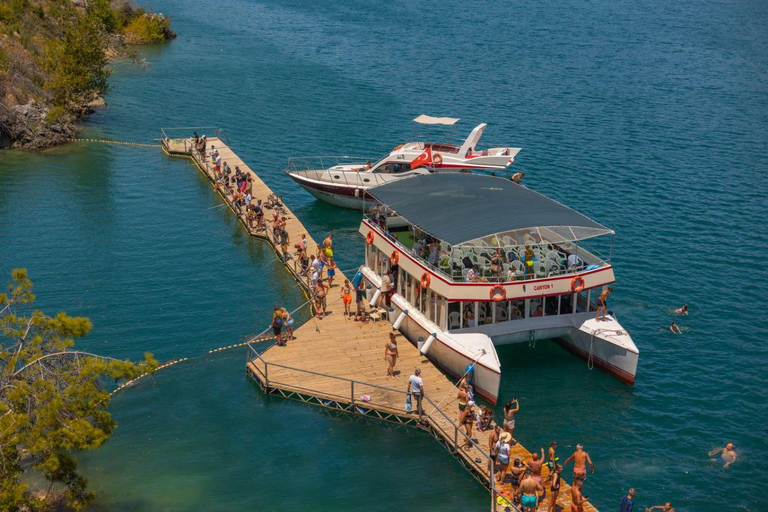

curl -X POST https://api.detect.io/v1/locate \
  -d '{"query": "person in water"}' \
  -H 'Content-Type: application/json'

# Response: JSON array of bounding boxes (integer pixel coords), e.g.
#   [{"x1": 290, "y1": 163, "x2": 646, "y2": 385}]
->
[
  {"x1": 709, "y1": 443, "x2": 737, "y2": 467},
  {"x1": 564, "y1": 444, "x2": 594, "y2": 482},
  {"x1": 595, "y1": 286, "x2": 613, "y2": 321},
  {"x1": 620, "y1": 488, "x2": 635, "y2": 512},
  {"x1": 673, "y1": 304, "x2": 688, "y2": 315},
  {"x1": 669, "y1": 322, "x2": 682, "y2": 334},
  {"x1": 646, "y1": 502, "x2": 675, "y2": 512}
]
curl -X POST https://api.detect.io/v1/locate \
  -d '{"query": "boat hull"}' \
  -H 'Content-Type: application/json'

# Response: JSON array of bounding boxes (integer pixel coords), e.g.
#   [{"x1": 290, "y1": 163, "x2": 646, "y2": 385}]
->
[{"x1": 288, "y1": 172, "x2": 373, "y2": 211}]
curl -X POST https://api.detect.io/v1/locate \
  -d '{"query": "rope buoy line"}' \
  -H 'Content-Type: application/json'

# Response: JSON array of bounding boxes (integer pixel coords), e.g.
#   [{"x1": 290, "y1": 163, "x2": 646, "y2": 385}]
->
[{"x1": 70, "y1": 138, "x2": 161, "y2": 148}]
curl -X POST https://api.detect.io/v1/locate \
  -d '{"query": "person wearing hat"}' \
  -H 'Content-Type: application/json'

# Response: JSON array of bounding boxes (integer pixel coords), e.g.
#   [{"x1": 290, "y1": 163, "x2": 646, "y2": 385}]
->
[{"x1": 495, "y1": 431, "x2": 512, "y2": 484}]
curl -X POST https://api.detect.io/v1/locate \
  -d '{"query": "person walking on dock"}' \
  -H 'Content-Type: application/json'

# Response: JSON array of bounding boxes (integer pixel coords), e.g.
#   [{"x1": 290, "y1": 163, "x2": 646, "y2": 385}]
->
[
  {"x1": 384, "y1": 332, "x2": 398, "y2": 377},
  {"x1": 564, "y1": 444, "x2": 594, "y2": 482},
  {"x1": 341, "y1": 279, "x2": 352, "y2": 317},
  {"x1": 272, "y1": 305, "x2": 284, "y2": 346},
  {"x1": 407, "y1": 368, "x2": 424, "y2": 418}
]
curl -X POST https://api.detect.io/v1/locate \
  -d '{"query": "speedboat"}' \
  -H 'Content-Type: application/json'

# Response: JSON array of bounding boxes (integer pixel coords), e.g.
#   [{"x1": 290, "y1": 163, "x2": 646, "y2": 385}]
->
[
  {"x1": 285, "y1": 115, "x2": 521, "y2": 211},
  {"x1": 355, "y1": 173, "x2": 639, "y2": 404}
]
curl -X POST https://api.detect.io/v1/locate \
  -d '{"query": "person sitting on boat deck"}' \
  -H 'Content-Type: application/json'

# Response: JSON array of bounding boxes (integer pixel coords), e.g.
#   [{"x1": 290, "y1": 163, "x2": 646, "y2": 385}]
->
[
  {"x1": 464, "y1": 309, "x2": 476, "y2": 327},
  {"x1": 669, "y1": 321, "x2": 682, "y2": 334},
  {"x1": 459, "y1": 402, "x2": 475, "y2": 450},
  {"x1": 427, "y1": 238, "x2": 441, "y2": 266},
  {"x1": 595, "y1": 286, "x2": 613, "y2": 321},
  {"x1": 570, "y1": 479, "x2": 588, "y2": 512},
  {"x1": 511, "y1": 172, "x2": 525, "y2": 185},
  {"x1": 709, "y1": 442, "x2": 737, "y2": 467},
  {"x1": 466, "y1": 264, "x2": 482, "y2": 282},
  {"x1": 564, "y1": 444, "x2": 594, "y2": 482},
  {"x1": 673, "y1": 304, "x2": 688, "y2": 315},
  {"x1": 384, "y1": 332, "x2": 398, "y2": 377},
  {"x1": 354, "y1": 279, "x2": 366, "y2": 322},
  {"x1": 518, "y1": 468, "x2": 542, "y2": 512},
  {"x1": 490, "y1": 248, "x2": 504, "y2": 280},
  {"x1": 533, "y1": 305, "x2": 545, "y2": 317},
  {"x1": 646, "y1": 502, "x2": 675, "y2": 512},
  {"x1": 510, "y1": 307, "x2": 522, "y2": 320},
  {"x1": 412, "y1": 238, "x2": 424, "y2": 257}
]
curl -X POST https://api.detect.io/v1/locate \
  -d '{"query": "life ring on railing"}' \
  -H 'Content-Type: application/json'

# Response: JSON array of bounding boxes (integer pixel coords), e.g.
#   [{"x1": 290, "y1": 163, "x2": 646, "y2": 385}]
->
[
  {"x1": 366, "y1": 231, "x2": 375, "y2": 245},
  {"x1": 433, "y1": 152, "x2": 443, "y2": 167},
  {"x1": 490, "y1": 286, "x2": 507, "y2": 302},
  {"x1": 420, "y1": 273, "x2": 431, "y2": 290},
  {"x1": 391, "y1": 251, "x2": 399, "y2": 265},
  {"x1": 571, "y1": 276, "x2": 585, "y2": 293}
]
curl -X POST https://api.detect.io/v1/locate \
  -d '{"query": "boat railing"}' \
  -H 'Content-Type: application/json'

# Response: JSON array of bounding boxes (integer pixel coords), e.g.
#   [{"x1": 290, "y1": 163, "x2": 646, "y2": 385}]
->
[
  {"x1": 366, "y1": 218, "x2": 609, "y2": 284},
  {"x1": 245, "y1": 340, "x2": 511, "y2": 511},
  {"x1": 286, "y1": 155, "x2": 373, "y2": 174}
]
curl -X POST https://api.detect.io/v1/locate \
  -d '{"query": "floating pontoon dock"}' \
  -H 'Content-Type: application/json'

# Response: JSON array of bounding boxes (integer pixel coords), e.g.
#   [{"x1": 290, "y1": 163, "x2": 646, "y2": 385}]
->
[{"x1": 162, "y1": 132, "x2": 597, "y2": 512}]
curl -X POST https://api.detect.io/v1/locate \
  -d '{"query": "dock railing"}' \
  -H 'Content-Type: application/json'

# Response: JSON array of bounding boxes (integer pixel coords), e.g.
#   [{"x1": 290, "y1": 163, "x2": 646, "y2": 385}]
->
[
  {"x1": 160, "y1": 126, "x2": 230, "y2": 154},
  {"x1": 245, "y1": 341, "x2": 516, "y2": 512}
]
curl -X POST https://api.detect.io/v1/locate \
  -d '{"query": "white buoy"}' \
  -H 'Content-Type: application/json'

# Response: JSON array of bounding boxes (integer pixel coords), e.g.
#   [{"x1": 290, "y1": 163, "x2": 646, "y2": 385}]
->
[
  {"x1": 420, "y1": 333, "x2": 436, "y2": 355},
  {"x1": 393, "y1": 310, "x2": 408, "y2": 330},
  {"x1": 369, "y1": 289, "x2": 381, "y2": 308}
]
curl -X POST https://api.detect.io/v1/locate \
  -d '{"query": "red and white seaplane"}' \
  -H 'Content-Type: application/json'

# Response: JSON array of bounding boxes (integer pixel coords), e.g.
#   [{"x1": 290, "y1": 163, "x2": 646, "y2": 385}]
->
[
  {"x1": 286, "y1": 115, "x2": 521, "y2": 211},
  {"x1": 355, "y1": 173, "x2": 639, "y2": 405}
]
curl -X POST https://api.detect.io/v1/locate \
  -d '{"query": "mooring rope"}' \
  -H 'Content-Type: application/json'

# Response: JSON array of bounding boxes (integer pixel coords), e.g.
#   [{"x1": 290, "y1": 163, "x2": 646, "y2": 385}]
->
[{"x1": 70, "y1": 138, "x2": 161, "y2": 148}]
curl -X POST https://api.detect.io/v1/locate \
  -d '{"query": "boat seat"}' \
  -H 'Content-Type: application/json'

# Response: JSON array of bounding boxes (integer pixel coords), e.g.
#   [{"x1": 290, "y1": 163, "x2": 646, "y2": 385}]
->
[{"x1": 448, "y1": 311, "x2": 461, "y2": 330}]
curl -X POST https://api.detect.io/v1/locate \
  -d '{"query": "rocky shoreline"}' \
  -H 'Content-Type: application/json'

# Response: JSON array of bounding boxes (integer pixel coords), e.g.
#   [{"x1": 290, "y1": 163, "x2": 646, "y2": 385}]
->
[{"x1": 0, "y1": 4, "x2": 174, "y2": 151}]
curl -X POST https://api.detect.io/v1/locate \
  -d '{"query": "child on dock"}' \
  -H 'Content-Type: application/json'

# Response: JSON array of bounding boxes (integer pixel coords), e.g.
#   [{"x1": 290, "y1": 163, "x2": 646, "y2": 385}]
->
[{"x1": 341, "y1": 280, "x2": 352, "y2": 316}]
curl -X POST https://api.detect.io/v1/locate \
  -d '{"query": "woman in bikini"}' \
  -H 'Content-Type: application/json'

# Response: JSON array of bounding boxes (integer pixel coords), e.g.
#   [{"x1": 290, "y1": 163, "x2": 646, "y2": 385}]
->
[
  {"x1": 460, "y1": 404, "x2": 475, "y2": 450},
  {"x1": 548, "y1": 464, "x2": 562, "y2": 512},
  {"x1": 503, "y1": 398, "x2": 520, "y2": 438},
  {"x1": 384, "y1": 332, "x2": 398, "y2": 377},
  {"x1": 341, "y1": 279, "x2": 352, "y2": 316}
]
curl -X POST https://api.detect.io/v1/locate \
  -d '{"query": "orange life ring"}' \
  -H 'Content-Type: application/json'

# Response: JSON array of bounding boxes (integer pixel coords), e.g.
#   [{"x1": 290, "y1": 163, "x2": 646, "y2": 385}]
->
[
  {"x1": 571, "y1": 276, "x2": 585, "y2": 293},
  {"x1": 391, "y1": 251, "x2": 399, "y2": 265},
  {"x1": 420, "y1": 273, "x2": 431, "y2": 290},
  {"x1": 433, "y1": 152, "x2": 443, "y2": 167},
  {"x1": 490, "y1": 286, "x2": 507, "y2": 302},
  {"x1": 366, "y1": 231, "x2": 375, "y2": 245}
]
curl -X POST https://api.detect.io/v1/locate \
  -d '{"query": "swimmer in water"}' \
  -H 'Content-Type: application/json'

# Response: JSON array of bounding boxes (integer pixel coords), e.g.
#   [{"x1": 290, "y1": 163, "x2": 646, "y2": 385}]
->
[
  {"x1": 669, "y1": 322, "x2": 682, "y2": 334},
  {"x1": 646, "y1": 502, "x2": 675, "y2": 512},
  {"x1": 709, "y1": 443, "x2": 737, "y2": 467},
  {"x1": 673, "y1": 304, "x2": 688, "y2": 315}
]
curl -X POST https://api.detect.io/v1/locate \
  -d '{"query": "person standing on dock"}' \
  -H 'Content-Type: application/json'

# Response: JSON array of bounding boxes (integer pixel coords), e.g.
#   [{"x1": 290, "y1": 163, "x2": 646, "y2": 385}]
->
[
  {"x1": 564, "y1": 444, "x2": 594, "y2": 482},
  {"x1": 528, "y1": 448, "x2": 546, "y2": 485},
  {"x1": 314, "y1": 279, "x2": 328, "y2": 319},
  {"x1": 407, "y1": 368, "x2": 424, "y2": 418},
  {"x1": 503, "y1": 398, "x2": 519, "y2": 438},
  {"x1": 355, "y1": 279, "x2": 366, "y2": 322},
  {"x1": 281, "y1": 307, "x2": 294, "y2": 341},
  {"x1": 272, "y1": 305, "x2": 284, "y2": 346},
  {"x1": 570, "y1": 479, "x2": 588, "y2": 512},
  {"x1": 384, "y1": 332, "x2": 398, "y2": 377},
  {"x1": 341, "y1": 279, "x2": 352, "y2": 317},
  {"x1": 518, "y1": 469, "x2": 542, "y2": 512},
  {"x1": 548, "y1": 463, "x2": 562, "y2": 512},
  {"x1": 488, "y1": 424, "x2": 501, "y2": 473},
  {"x1": 495, "y1": 432, "x2": 512, "y2": 484}
]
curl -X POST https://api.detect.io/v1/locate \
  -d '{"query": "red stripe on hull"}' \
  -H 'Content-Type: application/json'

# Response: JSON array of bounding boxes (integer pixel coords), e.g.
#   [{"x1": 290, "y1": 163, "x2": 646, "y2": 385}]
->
[{"x1": 554, "y1": 338, "x2": 636, "y2": 385}]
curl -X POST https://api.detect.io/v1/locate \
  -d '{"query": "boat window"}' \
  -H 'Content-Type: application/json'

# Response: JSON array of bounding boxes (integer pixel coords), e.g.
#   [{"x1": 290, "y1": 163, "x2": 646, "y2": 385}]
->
[
  {"x1": 544, "y1": 295, "x2": 558, "y2": 316},
  {"x1": 374, "y1": 163, "x2": 412, "y2": 174},
  {"x1": 447, "y1": 302, "x2": 461, "y2": 330}
]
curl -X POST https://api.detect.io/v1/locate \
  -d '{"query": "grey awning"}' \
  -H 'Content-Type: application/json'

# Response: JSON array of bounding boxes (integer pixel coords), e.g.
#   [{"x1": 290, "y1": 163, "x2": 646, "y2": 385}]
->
[{"x1": 367, "y1": 173, "x2": 613, "y2": 246}]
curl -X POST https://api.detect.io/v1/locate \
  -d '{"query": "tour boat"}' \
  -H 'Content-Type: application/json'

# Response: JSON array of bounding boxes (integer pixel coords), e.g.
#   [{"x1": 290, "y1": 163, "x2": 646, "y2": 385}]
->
[
  {"x1": 286, "y1": 115, "x2": 521, "y2": 211},
  {"x1": 356, "y1": 173, "x2": 639, "y2": 405}
]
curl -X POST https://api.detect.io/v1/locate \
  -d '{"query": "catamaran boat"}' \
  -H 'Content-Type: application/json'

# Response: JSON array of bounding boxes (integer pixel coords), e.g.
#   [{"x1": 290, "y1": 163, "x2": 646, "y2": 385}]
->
[
  {"x1": 355, "y1": 173, "x2": 638, "y2": 405},
  {"x1": 286, "y1": 115, "x2": 521, "y2": 211}
]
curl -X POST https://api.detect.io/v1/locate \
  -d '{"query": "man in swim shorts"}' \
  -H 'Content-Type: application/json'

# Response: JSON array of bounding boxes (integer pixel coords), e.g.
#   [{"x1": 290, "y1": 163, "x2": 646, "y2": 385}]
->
[
  {"x1": 528, "y1": 448, "x2": 546, "y2": 485},
  {"x1": 709, "y1": 443, "x2": 737, "y2": 467},
  {"x1": 341, "y1": 279, "x2": 352, "y2": 317},
  {"x1": 564, "y1": 444, "x2": 594, "y2": 482},
  {"x1": 570, "y1": 479, "x2": 588, "y2": 512},
  {"x1": 518, "y1": 469, "x2": 542, "y2": 512},
  {"x1": 595, "y1": 287, "x2": 613, "y2": 321}
]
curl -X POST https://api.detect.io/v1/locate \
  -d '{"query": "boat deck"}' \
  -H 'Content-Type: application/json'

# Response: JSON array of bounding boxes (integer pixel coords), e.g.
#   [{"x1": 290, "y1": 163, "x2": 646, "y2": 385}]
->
[{"x1": 163, "y1": 135, "x2": 597, "y2": 512}]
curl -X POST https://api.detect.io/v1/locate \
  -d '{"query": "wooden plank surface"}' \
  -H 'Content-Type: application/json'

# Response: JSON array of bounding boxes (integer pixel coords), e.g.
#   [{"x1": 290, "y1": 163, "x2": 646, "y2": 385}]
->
[{"x1": 169, "y1": 137, "x2": 597, "y2": 512}]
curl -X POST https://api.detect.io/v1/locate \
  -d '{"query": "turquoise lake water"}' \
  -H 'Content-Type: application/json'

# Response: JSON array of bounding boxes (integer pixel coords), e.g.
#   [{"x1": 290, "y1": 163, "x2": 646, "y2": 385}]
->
[{"x1": 1, "y1": 0, "x2": 767, "y2": 510}]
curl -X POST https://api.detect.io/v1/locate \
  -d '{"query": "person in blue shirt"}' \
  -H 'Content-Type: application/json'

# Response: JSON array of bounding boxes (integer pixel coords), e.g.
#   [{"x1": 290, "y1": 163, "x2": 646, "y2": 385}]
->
[{"x1": 620, "y1": 488, "x2": 636, "y2": 512}]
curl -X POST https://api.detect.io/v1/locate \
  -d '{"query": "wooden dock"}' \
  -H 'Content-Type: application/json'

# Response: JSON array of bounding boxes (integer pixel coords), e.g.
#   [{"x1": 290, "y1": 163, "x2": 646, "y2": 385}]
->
[{"x1": 163, "y1": 134, "x2": 598, "y2": 512}]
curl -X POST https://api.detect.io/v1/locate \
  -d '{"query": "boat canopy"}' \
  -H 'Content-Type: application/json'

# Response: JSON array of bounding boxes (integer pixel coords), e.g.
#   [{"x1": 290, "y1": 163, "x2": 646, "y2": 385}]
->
[
  {"x1": 413, "y1": 115, "x2": 460, "y2": 126},
  {"x1": 367, "y1": 173, "x2": 613, "y2": 247}
]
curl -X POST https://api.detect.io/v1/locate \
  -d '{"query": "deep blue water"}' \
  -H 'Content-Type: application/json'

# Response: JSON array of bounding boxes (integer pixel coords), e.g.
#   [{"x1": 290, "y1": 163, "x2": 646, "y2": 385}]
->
[{"x1": 1, "y1": 0, "x2": 767, "y2": 510}]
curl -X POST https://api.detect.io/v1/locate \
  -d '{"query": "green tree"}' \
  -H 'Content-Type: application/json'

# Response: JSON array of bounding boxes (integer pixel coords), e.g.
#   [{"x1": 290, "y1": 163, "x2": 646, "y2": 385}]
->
[
  {"x1": 42, "y1": 11, "x2": 111, "y2": 110},
  {"x1": 0, "y1": 269, "x2": 156, "y2": 510}
]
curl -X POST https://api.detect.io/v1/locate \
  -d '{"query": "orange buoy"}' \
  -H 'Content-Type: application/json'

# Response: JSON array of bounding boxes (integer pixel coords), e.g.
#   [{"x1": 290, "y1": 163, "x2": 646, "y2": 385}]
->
[
  {"x1": 433, "y1": 152, "x2": 443, "y2": 167},
  {"x1": 366, "y1": 231, "x2": 375, "y2": 245},
  {"x1": 490, "y1": 286, "x2": 507, "y2": 302},
  {"x1": 571, "y1": 276, "x2": 585, "y2": 293},
  {"x1": 391, "y1": 251, "x2": 399, "y2": 265},
  {"x1": 420, "y1": 273, "x2": 431, "y2": 289}
]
